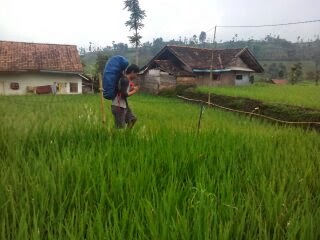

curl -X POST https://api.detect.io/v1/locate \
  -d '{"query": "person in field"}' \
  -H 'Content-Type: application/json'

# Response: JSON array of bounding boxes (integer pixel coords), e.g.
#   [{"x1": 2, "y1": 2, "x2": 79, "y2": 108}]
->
[
  {"x1": 51, "y1": 82, "x2": 57, "y2": 95},
  {"x1": 111, "y1": 64, "x2": 140, "y2": 129}
]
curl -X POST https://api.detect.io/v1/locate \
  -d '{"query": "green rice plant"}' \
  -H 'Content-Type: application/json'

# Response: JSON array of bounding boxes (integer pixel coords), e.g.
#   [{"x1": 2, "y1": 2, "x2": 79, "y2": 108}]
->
[
  {"x1": 0, "y1": 94, "x2": 319, "y2": 239},
  {"x1": 198, "y1": 84, "x2": 320, "y2": 110}
]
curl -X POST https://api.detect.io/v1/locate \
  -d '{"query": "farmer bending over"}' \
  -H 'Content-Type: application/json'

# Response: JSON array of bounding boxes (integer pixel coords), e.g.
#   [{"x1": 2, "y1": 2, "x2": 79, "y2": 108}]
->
[{"x1": 111, "y1": 64, "x2": 140, "y2": 129}]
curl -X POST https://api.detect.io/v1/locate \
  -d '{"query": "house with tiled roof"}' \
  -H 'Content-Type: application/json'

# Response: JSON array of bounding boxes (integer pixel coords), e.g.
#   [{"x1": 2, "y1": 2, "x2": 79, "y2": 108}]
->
[
  {"x1": 140, "y1": 45, "x2": 264, "y2": 94},
  {"x1": 0, "y1": 41, "x2": 84, "y2": 95}
]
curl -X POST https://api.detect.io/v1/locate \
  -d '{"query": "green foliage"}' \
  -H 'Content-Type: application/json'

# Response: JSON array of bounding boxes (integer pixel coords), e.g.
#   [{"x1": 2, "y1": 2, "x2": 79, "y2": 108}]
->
[
  {"x1": 95, "y1": 52, "x2": 108, "y2": 76},
  {"x1": 124, "y1": 0, "x2": 146, "y2": 48},
  {"x1": 199, "y1": 31, "x2": 207, "y2": 45},
  {"x1": 266, "y1": 62, "x2": 288, "y2": 79},
  {"x1": 1, "y1": 94, "x2": 320, "y2": 239},
  {"x1": 311, "y1": 39, "x2": 320, "y2": 70},
  {"x1": 112, "y1": 42, "x2": 129, "y2": 54},
  {"x1": 289, "y1": 62, "x2": 303, "y2": 85},
  {"x1": 316, "y1": 71, "x2": 320, "y2": 85},
  {"x1": 278, "y1": 63, "x2": 287, "y2": 78},
  {"x1": 267, "y1": 63, "x2": 279, "y2": 78},
  {"x1": 79, "y1": 46, "x2": 86, "y2": 55},
  {"x1": 151, "y1": 37, "x2": 165, "y2": 55},
  {"x1": 260, "y1": 60, "x2": 316, "y2": 80}
]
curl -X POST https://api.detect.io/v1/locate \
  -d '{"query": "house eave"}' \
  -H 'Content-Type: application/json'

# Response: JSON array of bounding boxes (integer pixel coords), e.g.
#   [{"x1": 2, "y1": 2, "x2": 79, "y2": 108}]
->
[
  {"x1": 0, "y1": 70, "x2": 82, "y2": 75},
  {"x1": 40, "y1": 70, "x2": 83, "y2": 75},
  {"x1": 193, "y1": 69, "x2": 232, "y2": 73},
  {"x1": 227, "y1": 67, "x2": 255, "y2": 72}
]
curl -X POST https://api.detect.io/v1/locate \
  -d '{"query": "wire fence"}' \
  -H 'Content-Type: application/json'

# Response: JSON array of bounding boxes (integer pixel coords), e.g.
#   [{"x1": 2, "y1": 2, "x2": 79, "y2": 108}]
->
[{"x1": 177, "y1": 95, "x2": 320, "y2": 129}]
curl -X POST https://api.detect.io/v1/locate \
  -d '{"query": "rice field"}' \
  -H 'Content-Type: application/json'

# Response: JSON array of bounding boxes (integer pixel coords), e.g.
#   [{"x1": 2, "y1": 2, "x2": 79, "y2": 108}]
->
[
  {"x1": 198, "y1": 84, "x2": 320, "y2": 110},
  {"x1": 0, "y1": 94, "x2": 320, "y2": 239}
]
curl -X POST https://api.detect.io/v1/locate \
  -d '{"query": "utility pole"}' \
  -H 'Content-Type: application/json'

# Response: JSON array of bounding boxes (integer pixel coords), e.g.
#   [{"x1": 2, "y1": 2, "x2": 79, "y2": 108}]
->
[{"x1": 210, "y1": 26, "x2": 217, "y2": 80}]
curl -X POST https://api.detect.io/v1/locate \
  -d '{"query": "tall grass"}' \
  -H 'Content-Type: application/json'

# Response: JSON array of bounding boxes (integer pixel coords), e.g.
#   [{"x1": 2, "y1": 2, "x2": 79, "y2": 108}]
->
[
  {"x1": 1, "y1": 94, "x2": 319, "y2": 239},
  {"x1": 199, "y1": 84, "x2": 320, "y2": 110}
]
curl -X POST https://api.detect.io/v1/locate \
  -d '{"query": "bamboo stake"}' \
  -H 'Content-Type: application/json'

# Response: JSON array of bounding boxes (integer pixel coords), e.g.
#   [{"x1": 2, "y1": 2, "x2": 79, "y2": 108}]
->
[
  {"x1": 98, "y1": 74, "x2": 106, "y2": 124},
  {"x1": 197, "y1": 104, "x2": 205, "y2": 134}
]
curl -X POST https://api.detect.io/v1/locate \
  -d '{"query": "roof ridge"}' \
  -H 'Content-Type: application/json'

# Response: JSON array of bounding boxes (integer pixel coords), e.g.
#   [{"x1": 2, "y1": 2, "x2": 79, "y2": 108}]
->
[
  {"x1": 0, "y1": 40, "x2": 77, "y2": 47},
  {"x1": 166, "y1": 44, "x2": 244, "y2": 52}
]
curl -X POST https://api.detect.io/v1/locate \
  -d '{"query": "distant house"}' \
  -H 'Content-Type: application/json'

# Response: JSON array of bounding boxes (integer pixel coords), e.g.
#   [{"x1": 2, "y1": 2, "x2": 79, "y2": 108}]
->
[
  {"x1": 0, "y1": 41, "x2": 83, "y2": 95},
  {"x1": 140, "y1": 45, "x2": 264, "y2": 94},
  {"x1": 81, "y1": 74, "x2": 95, "y2": 94}
]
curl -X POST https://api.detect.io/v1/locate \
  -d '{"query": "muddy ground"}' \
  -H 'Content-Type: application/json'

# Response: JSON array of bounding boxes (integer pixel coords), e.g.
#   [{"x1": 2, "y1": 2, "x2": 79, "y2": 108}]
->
[{"x1": 179, "y1": 89, "x2": 320, "y2": 131}]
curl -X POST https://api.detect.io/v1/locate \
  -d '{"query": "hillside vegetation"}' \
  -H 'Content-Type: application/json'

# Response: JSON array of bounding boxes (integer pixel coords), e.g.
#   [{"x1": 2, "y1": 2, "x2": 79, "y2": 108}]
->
[{"x1": 81, "y1": 37, "x2": 320, "y2": 82}]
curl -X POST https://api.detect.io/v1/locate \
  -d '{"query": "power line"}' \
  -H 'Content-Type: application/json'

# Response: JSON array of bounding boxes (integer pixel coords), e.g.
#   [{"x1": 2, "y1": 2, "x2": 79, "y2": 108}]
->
[{"x1": 206, "y1": 19, "x2": 320, "y2": 33}]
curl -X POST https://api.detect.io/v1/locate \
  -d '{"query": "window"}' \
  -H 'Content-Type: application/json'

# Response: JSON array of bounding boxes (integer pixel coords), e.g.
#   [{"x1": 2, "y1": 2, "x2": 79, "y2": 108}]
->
[
  {"x1": 209, "y1": 74, "x2": 219, "y2": 81},
  {"x1": 236, "y1": 75, "x2": 243, "y2": 80},
  {"x1": 10, "y1": 82, "x2": 19, "y2": 90},
  {"x1": 70, "y1": 83, "x2": 78, "y2": 93}
]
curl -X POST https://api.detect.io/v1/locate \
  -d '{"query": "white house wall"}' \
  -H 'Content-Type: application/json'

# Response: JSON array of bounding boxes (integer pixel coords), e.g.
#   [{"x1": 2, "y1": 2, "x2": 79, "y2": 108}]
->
[
  {"x1": 235, "y1": 73, "x2": 250, "y2": 86},
  {"x1": 0, "y1": 72, "x2": 82, "y2": 95}
]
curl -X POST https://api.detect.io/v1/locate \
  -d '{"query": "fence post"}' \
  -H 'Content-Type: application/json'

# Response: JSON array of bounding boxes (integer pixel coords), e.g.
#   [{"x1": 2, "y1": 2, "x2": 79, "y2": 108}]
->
[
  {"x1": 197, "y1": 104, "x2": 205, "y2": 133},
  {"x1": 98, "y1": 74, "x2": 106, "y2": 124},
  {"x1": 208, "y1": 93, "x2": 211, "y2": 107}
]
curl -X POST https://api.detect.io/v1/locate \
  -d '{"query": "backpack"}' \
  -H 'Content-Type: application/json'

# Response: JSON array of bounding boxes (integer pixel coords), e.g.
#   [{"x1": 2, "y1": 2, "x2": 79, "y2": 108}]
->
[{"x1": 103, "y1": 56, "x2": 129, "y2": 100}]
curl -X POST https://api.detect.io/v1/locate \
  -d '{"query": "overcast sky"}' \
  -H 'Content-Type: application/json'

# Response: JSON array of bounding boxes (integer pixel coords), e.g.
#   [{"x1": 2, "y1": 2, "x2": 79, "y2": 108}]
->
[{"x1": 1, "y1": 0, "x2": 319, "y2": 48}]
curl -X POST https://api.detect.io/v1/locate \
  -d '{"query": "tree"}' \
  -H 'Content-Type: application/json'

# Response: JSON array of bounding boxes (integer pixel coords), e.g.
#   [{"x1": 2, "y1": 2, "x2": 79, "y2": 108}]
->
[
  {"x1": 278, "y1": 63, "x2": 287, "y2": 78},
  {"x1": 80, "y1": 57, "x2": 86, "y2": 69},
  {"x1": 124, "y1": 0, "x2": 146, "y2": 65},
  {"x1": 79, "y1": 47, "x2": 86, "y2": 55},
  {"x1": 278, "y1": 70, "x2": 285, "y2": 78},
  {"x1": 95, "y1": 52, "x2": 109, "y2": 76},
  {"x1": 192, "y1": 35, "x2": 198, "y2": 45},
  {"x1": 311, "y1": 39, "x2": 320, "y2": 85},
  {"x1": 152, "y1": 38, "x2": 165, "y2": 54},
  {"x1": 289, "y1": 62, "x2": 303, "y2": 85},
  {"x1": 267, "y1": 63, "x2": 279, "y2": 78},
  {"x1": 183, "y1": 37, "x2": 188, "y2": 45},
  {"x1": 199, "y1": 31, "x2": 207, "y2": 46},
  {"x1": 89, "y1": 42, "x2": 92, "y2": 52},
  {"x1": 113, "y1": 42, "x2": 129, "y2": 54}
]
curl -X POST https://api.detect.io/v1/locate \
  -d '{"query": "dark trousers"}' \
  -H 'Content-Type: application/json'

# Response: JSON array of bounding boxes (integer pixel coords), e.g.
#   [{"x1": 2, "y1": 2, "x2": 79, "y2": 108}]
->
[{"x1": 111, "y1": 106, "x2": 137, "y2": 129}]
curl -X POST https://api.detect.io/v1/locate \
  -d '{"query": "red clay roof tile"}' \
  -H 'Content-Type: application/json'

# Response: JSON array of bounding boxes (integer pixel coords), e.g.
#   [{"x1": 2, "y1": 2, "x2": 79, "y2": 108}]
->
[{"x1": 0, "y1": 41, "x2": 83, "y2": 73}]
